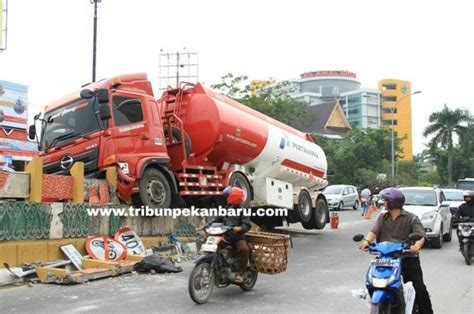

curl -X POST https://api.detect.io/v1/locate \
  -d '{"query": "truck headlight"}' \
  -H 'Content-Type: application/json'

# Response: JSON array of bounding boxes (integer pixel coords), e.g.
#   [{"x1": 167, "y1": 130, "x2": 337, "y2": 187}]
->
[{"x1": 422, "y1": 211, "x2": 437, "y2": 221}]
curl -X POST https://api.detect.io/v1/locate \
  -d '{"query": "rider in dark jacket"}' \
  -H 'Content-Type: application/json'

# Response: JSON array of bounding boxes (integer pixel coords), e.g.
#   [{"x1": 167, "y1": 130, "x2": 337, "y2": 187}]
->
[
  {"x1": 455, "y1": 190, "x2": 474, "y2": 222},
  {"x1": 212, "y1": 186, "x2": 251, "y2": 283}
]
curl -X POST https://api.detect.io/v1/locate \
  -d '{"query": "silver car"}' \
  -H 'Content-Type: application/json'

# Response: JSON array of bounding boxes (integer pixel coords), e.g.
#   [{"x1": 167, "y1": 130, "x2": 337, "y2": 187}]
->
[
  {"x1": 399, "y1": 187, "x2": 452, "y2": 249},
  {"x1": 324, "y1": 185, "x2": 359, "y2": 211}
]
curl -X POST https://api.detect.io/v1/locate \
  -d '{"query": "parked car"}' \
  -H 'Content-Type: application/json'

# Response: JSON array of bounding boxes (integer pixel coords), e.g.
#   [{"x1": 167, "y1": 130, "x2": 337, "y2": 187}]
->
[
  {"x1": 442, "y1": 188, "x2": 465, "y2": 227},
  {"x1": 0, "y1": 165, "x2": 15, "y2": 172},
  {"x1": 399, "y1": 187, "x2": 452, "y2": 249},
  {"x1": 324, "y1": 185, "x2": 359, "y2": 211}
]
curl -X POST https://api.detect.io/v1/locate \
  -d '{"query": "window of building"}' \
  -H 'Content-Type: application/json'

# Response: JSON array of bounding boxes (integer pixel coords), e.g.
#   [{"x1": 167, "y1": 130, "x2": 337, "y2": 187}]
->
[
  {"x1": 382, "y1": 108, "x2": 397, "y2": 114},
  {"x1": 113, "y1": 96, "x2": 144, "y2": 126},
  {"x1": 382, "y1": 96, "x2": 397, "y2": 102},
  {"x1": 382, "y1": 120, "x2": 398, "y2": 126},
  {"x1": 382, "y1": 84, "x2": 397, "y2": 90}
]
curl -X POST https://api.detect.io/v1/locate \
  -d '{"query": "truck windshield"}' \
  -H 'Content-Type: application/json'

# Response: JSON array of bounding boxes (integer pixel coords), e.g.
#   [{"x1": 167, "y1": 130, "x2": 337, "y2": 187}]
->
[{"x1": 41, "y1": 98, "x2": 99, "y2": 149}]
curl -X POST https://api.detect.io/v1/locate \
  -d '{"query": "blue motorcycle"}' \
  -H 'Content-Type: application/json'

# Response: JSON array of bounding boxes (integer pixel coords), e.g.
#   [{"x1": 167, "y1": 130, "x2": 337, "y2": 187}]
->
[{"x1": 353, "y1": 233, "x2": 422, "y2": 314}]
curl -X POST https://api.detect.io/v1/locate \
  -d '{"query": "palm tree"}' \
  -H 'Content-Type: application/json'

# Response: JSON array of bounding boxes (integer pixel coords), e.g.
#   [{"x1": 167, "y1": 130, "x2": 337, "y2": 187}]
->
[{"x1": 423, "y1": 105, "x2": 473, "y2": 186}]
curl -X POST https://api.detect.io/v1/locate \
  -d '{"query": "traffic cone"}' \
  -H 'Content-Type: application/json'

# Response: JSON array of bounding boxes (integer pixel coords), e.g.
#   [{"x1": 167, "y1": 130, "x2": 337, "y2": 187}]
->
[
  {"x1": 365, "y1": 209, "x2": 372, "y2": 220},
  {"x1": 369, "y1": 204, "x2": 376, "y2": 214},
  {"x1": 330, "y1": 212, "x2": 339, "y2": 229}
]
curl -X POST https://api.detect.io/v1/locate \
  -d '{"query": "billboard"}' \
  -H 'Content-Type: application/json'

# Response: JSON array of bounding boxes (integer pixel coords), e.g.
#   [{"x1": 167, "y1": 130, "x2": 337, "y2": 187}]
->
[{"x1": 0, "y1": 80, "x2": 28, "y2": 129}]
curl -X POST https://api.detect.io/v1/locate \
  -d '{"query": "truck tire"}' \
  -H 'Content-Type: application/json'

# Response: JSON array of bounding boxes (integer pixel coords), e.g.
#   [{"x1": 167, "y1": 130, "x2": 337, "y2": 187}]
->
[
  {"x1": 229, "y1": 172, "x2": 251, "y2": 208},
  {"x1": 295, "y1": 190, "x2": 312, "y2": 223},
  {"x1": 302, "y1": 198, "x2": 329, "y2": 229},
  {"x1": 139, "y1": 168, "x2": 172, "y2": 209},
  {"x1": 164, "y1": 127, "x2": 192, "y2": 157}
]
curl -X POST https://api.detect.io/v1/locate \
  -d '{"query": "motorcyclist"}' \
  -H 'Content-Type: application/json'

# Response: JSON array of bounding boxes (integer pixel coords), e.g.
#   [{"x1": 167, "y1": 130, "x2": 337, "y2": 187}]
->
[
  {"x1": 359, "y1": 187, "x2": 433, "y2": 314},
  {"x1": 455, "y1": 190, "x2": 474, "y2": 244},
  {"x1": 211, "y1": 186, "x2": 251, "y2": 284}
]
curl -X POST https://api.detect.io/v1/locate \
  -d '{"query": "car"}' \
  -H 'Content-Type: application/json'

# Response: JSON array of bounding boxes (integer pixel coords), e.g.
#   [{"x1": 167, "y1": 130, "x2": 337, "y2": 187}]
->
[
  {"x1": 456, "y1": 178, "x2": 474, "y2": 191},
  {"x1": 442, "y1": 188, "x2": 465, "y2": 227},
  {"x1": 0, "y1": 165, "x2": 15, "y2": 172},
  {"x1": 399, "y1": 187, "x2": 452, "y2": 249},
  {"x1": 324, "y1": 185, "x2": 359, "y2": 211}
]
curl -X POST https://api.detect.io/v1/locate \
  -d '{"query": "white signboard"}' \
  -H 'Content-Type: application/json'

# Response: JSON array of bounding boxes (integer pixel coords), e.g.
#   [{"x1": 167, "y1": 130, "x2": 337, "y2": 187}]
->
[{"x1": 60, "y1": 244, "x2": 84, "y2": 270}]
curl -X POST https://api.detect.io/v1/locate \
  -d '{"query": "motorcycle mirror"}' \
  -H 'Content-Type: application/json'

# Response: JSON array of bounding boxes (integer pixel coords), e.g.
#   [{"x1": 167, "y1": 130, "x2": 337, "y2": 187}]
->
[
  {"x1": 33, "y1": 112, "x2": 42, "y2": 121},
  {"x1": 408, "y1": 233, "x2": 423, "y2": 242},
  {"x1": 353, "y1": 234, "x2": 364, "y2": 242}
]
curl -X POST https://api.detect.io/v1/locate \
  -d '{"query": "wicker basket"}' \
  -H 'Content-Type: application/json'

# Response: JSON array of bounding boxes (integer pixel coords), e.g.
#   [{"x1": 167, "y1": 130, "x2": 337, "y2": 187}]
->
[{"x1": 245, "y1": 231, "x2": 291, "y2": 274}]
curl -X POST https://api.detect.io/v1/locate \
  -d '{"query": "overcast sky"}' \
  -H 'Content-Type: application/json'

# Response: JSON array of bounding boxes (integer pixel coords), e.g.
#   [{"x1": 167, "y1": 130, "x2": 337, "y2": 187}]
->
[{"x1": 1, "y1": 0, "x2": 473, "y2": 154}]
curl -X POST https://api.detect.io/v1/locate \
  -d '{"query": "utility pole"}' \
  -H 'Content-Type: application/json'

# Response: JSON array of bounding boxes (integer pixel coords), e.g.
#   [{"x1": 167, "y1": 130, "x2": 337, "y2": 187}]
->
[{"x1": 90, "y1": 0, "x2": 101, "y2": 82}]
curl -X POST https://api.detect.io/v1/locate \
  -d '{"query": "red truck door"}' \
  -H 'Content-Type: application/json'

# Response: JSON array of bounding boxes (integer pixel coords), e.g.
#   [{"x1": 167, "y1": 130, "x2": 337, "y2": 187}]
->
[{"x1": 109, "y1": 93, "x2": 156, "y2": 176}]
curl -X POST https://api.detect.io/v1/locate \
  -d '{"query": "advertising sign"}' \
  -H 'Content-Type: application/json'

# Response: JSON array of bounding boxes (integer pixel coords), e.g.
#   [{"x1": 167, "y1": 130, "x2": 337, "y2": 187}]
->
[{"x1": 0, "y1": 80, "x2": 28, "y2": 129}]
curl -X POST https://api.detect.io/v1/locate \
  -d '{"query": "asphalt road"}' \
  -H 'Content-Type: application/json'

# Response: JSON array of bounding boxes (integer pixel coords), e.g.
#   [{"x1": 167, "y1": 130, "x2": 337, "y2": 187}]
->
[{"x1": 1, "y1": 210, "x2": 473, "y2": 313}]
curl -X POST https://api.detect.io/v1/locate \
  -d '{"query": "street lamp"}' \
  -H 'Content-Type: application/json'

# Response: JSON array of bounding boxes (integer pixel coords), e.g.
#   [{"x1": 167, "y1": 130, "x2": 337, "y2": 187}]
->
[
  {"x1": 90, "y1": 0, "x2": 102, "y2": 82},
  {"x1": 386, "y1": 90, "x2": 422, "y2": 181}
]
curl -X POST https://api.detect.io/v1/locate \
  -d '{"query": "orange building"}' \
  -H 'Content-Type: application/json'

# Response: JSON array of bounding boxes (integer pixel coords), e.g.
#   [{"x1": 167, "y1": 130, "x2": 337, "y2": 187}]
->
[{"x1": 378, "y1": 79, "x2": 413, "y2": 160}]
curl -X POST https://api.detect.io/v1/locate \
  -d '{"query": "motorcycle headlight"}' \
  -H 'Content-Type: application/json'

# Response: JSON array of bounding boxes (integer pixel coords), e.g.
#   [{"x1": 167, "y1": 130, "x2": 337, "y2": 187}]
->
[
  {"x1": 422, "y1": 211, "x2": 437, "y2": 221},
  {"x1": 372, "y1": 278, "x2": 389, "y2": 288},
  {"x1": 461, "y1": 230, "x2": 471, "y2": 237},
  {"x1": 388, "y1": 267, "x2": 399, "y2": 284}
]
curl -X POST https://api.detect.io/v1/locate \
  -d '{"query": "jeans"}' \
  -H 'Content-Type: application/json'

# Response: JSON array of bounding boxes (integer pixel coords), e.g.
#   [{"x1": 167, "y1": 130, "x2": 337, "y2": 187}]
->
[
  {"x1": 402, "y1": 257, "x2": 433, "y2": 314},
  {"x1": 361, "y1": 201, "x2": 369, "y2": 216}
]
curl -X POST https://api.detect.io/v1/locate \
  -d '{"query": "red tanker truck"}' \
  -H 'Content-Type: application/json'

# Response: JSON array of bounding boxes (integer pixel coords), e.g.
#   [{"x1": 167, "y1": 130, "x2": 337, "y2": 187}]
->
[{"x1": 29, "y1": 73, "x2": 329, "y2": 229}]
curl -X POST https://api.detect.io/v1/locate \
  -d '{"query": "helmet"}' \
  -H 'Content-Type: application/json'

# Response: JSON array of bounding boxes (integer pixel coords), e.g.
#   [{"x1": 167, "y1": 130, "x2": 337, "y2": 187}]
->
[
  {"x1": 380, "y1": 188, "x2": 405, "y2": 210},
  {"x1": 223, "y1": 186, "x2": 244, "y2": 205},
  {"x1": 464, "y1": 190, "x2": 474, "y2": 205}
]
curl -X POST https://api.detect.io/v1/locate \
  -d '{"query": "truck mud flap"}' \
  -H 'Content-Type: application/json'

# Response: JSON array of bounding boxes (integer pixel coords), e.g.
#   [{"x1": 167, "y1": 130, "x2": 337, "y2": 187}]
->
[{"x1": 116, "y1": 169, "x2": 136, "y2": 201}]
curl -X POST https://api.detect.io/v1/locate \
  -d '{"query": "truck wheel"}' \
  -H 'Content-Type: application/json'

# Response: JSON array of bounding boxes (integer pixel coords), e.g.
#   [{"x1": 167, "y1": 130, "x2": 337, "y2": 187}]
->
[
  {"x1": 295, "y1": 190, "x2": 312, "y2": 223},
  {"x1": 139, "y1": 168, "x2": 172, "y2": 209},
  {"x1": 313, "y1": 198, "x2": 328, "y2": 229},
  {"x1": 229, "y1": 172, "x2": 251, "y2": 208},
  {"x1": 164, "y1": 127, "x2": 192, "y2": 157}
]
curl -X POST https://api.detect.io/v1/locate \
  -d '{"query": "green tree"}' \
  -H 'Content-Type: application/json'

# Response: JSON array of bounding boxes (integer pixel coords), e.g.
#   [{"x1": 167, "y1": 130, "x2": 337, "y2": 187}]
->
[{"x1": 423, "y1": 105, "x2": 473, "y2": 187}]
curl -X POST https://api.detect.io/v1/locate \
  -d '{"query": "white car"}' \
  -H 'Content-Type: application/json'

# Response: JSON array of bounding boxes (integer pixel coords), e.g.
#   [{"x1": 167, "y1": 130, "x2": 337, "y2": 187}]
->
[
  {"x1": 324, "y1": 185, "x2": 360, "y2": 211},
  {"x1": 399, "y1": 187, "x2": 452, "y2": 249},
  {"x1": 442, "y1": 188, "x2": 465, "y2": 227}
]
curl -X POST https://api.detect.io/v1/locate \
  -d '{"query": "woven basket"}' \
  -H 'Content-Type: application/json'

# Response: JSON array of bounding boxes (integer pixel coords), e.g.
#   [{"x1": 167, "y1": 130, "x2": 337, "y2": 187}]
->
[{"x1": 245, "y1": 231, "x2": 291, "y2": 274}]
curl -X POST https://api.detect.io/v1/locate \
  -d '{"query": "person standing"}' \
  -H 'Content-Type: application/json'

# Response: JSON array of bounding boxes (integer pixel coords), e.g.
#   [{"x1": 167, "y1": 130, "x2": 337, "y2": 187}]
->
[{"x1": 360, "y1": 186, "x2": 371, "y2": 217}]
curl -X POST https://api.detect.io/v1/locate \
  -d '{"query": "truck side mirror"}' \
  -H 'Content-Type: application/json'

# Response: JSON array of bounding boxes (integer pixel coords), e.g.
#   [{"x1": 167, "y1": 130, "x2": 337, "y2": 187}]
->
[
  {"x1": 97, "y1": 88, "x2": 109, "y2": 104},
  {"x1": 99, "y1": 103, "x2": 111, "y2": 120},
  {"x1": 80, "y1": 89, "x2": 94, "y2": 99},
  {"x1": 28, "y1": 125, "x2": 36, "y2": 140}
]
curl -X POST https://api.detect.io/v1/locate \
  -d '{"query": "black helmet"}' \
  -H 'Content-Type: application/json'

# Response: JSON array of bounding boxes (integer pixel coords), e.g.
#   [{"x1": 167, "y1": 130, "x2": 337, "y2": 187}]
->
[
  {"x1": 464, "y1": 190, "x2": 474, "y2": 205},
  {"x1": 380, "y1": 188, "x2": 405, "y2": 210}
]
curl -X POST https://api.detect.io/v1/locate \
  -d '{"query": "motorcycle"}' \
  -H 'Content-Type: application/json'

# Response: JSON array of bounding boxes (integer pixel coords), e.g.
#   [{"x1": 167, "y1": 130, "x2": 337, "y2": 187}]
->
[
  {"x1": 188, "y1": 223, "x2": 258, "y2": 304},
  {"x1": 353, "y1": 233, "x2": 423, "y2": 314},
  {"x1": 457, "y1": 217, "x2": 474, "y2": 265}
]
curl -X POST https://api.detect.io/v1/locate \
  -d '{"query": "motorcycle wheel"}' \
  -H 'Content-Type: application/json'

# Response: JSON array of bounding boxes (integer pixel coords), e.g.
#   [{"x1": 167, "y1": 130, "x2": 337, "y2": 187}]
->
[
  {"x1": 188, "y1": 262, "x2": 215, "y2": 304},
  {"x1": 463, "y1": 244, "x2": 471, "y2": 265},
  {"x1": 239, "y1": 268, "x2": 258, "y2": 291}
]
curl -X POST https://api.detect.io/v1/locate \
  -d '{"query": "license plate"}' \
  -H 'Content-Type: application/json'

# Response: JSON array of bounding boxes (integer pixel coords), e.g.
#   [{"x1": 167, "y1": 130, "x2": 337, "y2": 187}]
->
[
  {"x1": 201, "y1": 243, "x2": 218, "y2": 252},
  {"x1": 206, "y1": 237, "x2": 218, "y2": 245},
  {"x1": 372, "y1": 259, "x2": 397, "y2": 267}
]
